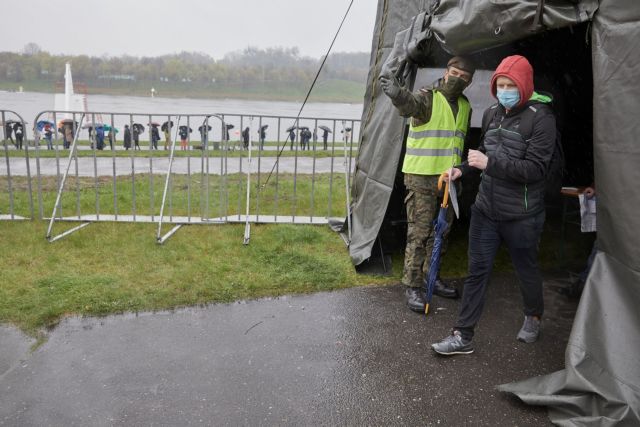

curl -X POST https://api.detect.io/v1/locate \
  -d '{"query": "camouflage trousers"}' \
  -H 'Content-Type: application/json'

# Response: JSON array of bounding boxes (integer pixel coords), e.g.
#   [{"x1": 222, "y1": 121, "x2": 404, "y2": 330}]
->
[{"x1": 402, "y1": 173, "x2": 454, "y2": 288}]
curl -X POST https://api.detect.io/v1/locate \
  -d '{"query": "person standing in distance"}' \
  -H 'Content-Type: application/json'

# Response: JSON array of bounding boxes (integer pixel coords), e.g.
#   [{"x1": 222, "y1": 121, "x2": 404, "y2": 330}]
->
[
  {"x1": 321, "y1": 128, "x2": 329, "y2": 150},
  {"x1": 123, "y1": 124, "x2": 132, "y2": 150},
  {"x1": 431, "y1": 55, "x2": 556, "y2": 355},
  {"x1": 379, "y1": 56, "x2": 476, "y2": 312}
]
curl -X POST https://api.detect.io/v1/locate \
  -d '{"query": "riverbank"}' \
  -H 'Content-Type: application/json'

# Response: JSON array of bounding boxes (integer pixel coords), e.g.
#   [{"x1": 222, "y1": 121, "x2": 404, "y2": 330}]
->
[{"x1": 0, "y1": 78, "x2": 366, "y2": 104}]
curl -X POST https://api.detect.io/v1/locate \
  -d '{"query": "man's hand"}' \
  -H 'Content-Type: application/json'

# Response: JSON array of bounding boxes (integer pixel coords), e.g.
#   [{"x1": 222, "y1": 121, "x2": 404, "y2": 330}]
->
[
  {"x1": 443, "y1": 168, "x2": 462, "y2": 182},
  {"x1": 468, "y1": 149, "x2": 488, "y2": 170},
  {"x1": 379, "y1": 75, "x2": 401, "y2": 99}
]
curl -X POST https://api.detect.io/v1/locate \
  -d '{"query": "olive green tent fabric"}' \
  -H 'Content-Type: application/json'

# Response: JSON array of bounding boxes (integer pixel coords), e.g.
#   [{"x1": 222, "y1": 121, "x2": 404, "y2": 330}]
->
[
  {"x1": 354, "y1": 0, "x2": 640, "y2": 423},
  {"x1": 499, "y1": 1, "x2": 640, "y2": 424},
  {"x1": 499, "y1": 253, "x2": 640, "y2": 425},
  {"x1": 349, "y1": 0, "x2": 424, "y2": 265},
  {"x1": 429, "y1": 0, "x2": 598, "y2": 54}
]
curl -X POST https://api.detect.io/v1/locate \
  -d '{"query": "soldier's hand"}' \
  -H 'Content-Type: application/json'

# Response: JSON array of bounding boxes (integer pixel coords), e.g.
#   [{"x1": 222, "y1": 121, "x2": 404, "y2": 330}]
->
[
  {"x1": 443, "y1": 168, "x2": 462, "y2": 182},
  {"x1": 379, "y1": 75, "x2": 401, "y2": 99}
]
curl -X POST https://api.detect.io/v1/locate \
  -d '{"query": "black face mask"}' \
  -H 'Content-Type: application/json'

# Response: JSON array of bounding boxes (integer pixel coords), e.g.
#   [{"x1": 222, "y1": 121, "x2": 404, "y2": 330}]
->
[{"x1": 442, "y1": 75, "x2": 468, "y2": 97}]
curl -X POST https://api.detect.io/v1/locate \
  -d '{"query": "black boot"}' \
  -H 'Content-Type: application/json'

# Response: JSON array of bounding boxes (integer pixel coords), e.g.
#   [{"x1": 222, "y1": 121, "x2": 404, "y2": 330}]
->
[
  {"x1": 405, "y1": 287, "x2": 426, "y2": 313},
  {"x1": 433, "y1": 278, "x2": 459, "y2": 299}
]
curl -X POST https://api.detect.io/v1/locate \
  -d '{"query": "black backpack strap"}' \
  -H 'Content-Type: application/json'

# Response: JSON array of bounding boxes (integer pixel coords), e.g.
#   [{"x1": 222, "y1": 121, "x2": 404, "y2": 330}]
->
[
  {"x1": 519, "y1": 104, "x2": 537, "y2": 141},
  {"x1": 519, "y1": 103, "x2": 554, "y2": 141},
  {"x1": 520, "y1": 103, "x2": 564, "y2": 176},
  {"x1": 480, "y1": 103, "x2": 500, "y2": 142}
]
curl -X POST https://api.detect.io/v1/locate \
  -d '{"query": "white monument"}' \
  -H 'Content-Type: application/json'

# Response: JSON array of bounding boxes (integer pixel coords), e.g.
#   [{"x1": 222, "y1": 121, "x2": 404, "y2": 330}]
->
[{"x1": 54, "y1": 63, "x2": 86, "y2": 118}]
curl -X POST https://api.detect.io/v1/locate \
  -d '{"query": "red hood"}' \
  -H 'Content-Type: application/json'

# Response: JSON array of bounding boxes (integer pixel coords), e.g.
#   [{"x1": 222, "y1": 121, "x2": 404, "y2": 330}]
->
[{"x1": 490, "y1": 55, "x2": 534, "y2": 108}]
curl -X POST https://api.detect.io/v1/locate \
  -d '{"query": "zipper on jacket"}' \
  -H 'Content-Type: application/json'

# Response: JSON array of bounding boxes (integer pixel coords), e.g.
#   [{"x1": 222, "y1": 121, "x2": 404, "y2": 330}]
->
[
  {"x1": 491, "y1": 115, "x2": 506, "y2": 218},
  {"x1": 524, "y1": 184, "x2": 528, "y2": 211}
]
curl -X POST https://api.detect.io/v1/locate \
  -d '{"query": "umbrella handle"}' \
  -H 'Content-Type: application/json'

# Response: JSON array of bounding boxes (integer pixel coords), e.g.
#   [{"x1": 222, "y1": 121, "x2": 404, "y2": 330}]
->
[{"x1": 438, "y1": 173, "x2": 450, "y2": 208}]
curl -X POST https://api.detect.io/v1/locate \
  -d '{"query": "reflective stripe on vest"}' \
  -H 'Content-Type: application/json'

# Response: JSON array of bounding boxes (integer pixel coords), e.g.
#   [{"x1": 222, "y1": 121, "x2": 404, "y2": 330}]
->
[
  {"x1": 402, "y1": 91, "x2": 470, "y2": 175},
  {"x1": 407, "y1": 129, "x2": 466, "y2": 140},
  {"x1": 406, "y1": 147, "x2": 463, "y2": 157}
]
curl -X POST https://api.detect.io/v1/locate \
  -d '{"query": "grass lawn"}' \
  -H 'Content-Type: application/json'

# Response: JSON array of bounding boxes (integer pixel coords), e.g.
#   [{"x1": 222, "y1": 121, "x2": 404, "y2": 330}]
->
[
  {"x1": 0, "y1": 170, "x2": 594, "y2": 339},
  {"x1": 3, "y1": 140, "x2": 357, "y2": 159},
  {"x1": 0, "y1": 221, "x2": 400, "y2": 338},
  {"x1": 0, "y1": 214, "x2": 593, "y2": 339},
  {"x1": 1, "y1": 173, "x2": 351, "y2": 222},
  {"x1": 0, "y1": 172, "x2": 374, "y2": 338}
]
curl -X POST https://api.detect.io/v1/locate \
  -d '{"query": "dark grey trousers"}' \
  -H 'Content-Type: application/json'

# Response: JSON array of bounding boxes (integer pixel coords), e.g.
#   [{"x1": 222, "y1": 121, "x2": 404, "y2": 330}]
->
[{"x1": 455, "y1": 205, "x2": 545, "y2": 340}]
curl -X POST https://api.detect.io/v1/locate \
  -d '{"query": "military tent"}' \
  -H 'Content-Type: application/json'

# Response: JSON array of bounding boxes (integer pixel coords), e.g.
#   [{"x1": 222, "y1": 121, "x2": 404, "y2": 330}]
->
[{"x1": 350, "y1": 0, "x2": 640, "y2": 424}]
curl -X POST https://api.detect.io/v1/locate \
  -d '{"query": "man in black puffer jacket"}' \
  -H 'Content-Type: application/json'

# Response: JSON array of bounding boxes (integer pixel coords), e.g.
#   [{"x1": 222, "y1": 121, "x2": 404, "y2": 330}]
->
[{"x1": 431, "y1": 55, "x2": 556, "y2": 355}]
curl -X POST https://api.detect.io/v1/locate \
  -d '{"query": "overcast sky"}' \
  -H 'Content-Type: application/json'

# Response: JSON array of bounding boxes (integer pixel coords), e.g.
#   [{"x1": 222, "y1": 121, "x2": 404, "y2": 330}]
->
[{"x1": 0, "y1": 0, "x2": 378, "y2": 59}]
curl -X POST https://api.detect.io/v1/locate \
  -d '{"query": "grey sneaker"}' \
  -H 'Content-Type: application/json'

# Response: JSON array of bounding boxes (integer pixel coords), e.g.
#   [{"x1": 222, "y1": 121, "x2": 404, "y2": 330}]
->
[
  {"x1": 517, "y1": 316, "x2": 541, "y2": 343},
  {"x1": 431, "y1": 330, "x2": 474, "y2": 355}
]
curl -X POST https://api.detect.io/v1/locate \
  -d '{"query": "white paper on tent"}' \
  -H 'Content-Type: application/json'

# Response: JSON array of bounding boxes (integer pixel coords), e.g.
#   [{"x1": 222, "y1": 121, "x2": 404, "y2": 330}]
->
[{"x1": 579, "y1": 194, "x2": 597, "y2": 232}]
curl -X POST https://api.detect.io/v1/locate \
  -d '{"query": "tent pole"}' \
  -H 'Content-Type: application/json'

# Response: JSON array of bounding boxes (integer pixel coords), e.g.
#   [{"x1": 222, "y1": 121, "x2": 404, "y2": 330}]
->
[{"x1": 342, "y1": 120, "x2": 352, "y2": 244}]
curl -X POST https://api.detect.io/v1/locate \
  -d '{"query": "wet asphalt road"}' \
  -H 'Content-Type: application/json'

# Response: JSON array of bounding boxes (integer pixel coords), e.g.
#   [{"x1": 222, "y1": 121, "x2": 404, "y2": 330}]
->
[{"x1": 0, "y1": 272, "x2": 577, "y2": 426}]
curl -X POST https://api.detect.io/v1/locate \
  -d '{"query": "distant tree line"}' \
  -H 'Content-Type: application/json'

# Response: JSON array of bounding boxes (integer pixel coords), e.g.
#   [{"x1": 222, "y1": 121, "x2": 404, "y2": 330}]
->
[{"x1": 0, "y1": 44, "x2": 370, "y2": 89}]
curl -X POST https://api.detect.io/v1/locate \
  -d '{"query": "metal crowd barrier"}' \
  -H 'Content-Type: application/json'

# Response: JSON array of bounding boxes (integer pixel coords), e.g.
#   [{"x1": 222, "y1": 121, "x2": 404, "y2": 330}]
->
[
  {"x1": 1, "y1": 109, "x2": 34, "y2": 220},
  {"x1": 0, "y1": 109, "x2": 359, "y2": 244}
]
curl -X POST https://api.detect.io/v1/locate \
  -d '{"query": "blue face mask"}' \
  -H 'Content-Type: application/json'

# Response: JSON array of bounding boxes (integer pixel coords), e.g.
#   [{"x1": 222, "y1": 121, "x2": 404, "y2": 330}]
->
[{"x1": 496, "y1": 89, "x2": 520, "y2": 109}]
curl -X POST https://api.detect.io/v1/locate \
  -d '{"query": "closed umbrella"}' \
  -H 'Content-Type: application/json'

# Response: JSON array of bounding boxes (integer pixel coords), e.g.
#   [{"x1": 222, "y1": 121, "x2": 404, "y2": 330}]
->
[{"x1": 424, "y1": 173, "x2": 452, "y2": 315}]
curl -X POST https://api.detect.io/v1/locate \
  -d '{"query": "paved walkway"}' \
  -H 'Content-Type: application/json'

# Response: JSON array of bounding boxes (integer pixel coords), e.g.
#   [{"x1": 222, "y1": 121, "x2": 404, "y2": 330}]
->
[
  {"x1": 0, "y1": 272, "x2": 577, "y2": 425},
  {"x1": 1, "y1": 156, "x2": 354, "y2": 177}
]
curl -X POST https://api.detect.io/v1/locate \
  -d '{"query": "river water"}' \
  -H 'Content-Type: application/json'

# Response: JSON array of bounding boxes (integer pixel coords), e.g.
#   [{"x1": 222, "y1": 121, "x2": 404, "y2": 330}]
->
[{"x1": 0, "y1": 91, "x2": 364, "y2": 141}]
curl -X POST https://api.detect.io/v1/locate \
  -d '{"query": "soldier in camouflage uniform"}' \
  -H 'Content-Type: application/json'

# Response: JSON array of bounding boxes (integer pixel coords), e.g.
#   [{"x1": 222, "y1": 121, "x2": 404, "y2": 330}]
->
[{"x1": 380, "y1": 56, "x2": 475, "y2": 312}]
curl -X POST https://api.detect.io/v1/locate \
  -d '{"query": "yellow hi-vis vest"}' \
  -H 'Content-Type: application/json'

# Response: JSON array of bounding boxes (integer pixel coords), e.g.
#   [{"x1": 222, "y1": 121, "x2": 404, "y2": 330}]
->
[{"x1": 402, "y1": 91, "x2": 471, "y2": 175}]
